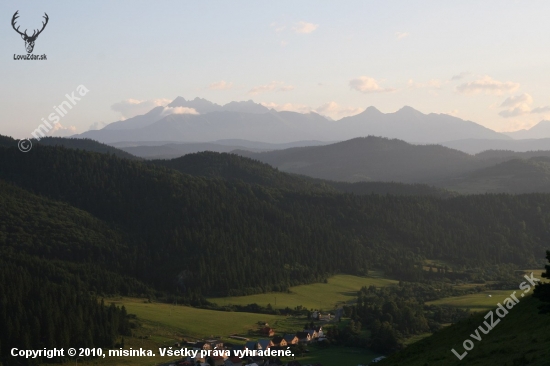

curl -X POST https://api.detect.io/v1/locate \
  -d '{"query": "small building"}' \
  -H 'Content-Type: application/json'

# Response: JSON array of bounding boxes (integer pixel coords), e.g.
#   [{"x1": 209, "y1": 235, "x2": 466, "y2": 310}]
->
[
  {"x1": 304, "y1": 329, "x2": 319, "y2": 339},
  {"x1": 245, "y1": 341, "x2": 260, "y2": 350},
  {"x1": 257, "y1": 339, "x2": 273, "y2": 350},
  {"x1": 283, "y1": 334, "x2": 299, "y2": 345},
  {"x1": 295, "y1": 332, "x2": 311, "y2": 343},
  {"x1": 271, "y1": 336, "x2": 287, "y2": 347}
]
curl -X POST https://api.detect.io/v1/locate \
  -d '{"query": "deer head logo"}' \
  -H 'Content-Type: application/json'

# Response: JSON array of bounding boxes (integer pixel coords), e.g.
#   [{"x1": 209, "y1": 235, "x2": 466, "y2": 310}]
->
[{"x1": 12, "y1": 11, "x2": 49, "y2": 54}]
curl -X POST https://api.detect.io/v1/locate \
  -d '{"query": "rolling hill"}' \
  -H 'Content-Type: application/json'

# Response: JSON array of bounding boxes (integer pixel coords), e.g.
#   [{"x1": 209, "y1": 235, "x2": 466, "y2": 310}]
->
[{"x1": 234, "y1": 136, "x2": 485, "y2": 184}]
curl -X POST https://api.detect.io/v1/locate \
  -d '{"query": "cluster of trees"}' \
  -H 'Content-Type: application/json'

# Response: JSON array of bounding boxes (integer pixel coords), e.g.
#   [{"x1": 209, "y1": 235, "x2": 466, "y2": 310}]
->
[
  {"x1": 0, "y1": 253, "x2": 132, "y2": 365},
  {"x1": 325, "y1": 283, "x2": 470, "y2": 353}
]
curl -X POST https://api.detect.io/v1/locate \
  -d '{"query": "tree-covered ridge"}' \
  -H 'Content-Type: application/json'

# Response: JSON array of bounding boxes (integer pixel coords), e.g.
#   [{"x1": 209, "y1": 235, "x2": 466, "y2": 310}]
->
[
  {"x1": 36, "y1": 137, "x2": 141, "y2": 160},
  {"x1": 1, "y1": 144, "x2": 549, "y2": 299},
  {"x1": 152, "y1": 151, "x2": 336, "y2": 193}
]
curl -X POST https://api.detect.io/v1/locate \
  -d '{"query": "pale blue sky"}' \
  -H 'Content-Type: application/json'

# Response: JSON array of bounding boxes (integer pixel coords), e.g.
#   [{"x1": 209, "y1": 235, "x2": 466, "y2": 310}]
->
[{"x1": 2, "y1": 1, "x2": 550, "y2": 139}]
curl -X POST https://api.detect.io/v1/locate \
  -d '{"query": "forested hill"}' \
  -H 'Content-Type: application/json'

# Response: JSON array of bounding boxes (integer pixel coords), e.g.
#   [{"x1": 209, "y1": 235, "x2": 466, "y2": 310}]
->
[
  {"x1": 234, "y1": 136, "x2": 484, "y2": 183},
  {"x1": 0, "y1": 134, "x2": 16, "y2": 147},
  {"x1": 0, "y1": 134, "x2": 139, "y2": 160},
  {"x1": 0, "y1": 180, "x2": 144, "y2": 365},
  {"x1": 152, "y1": 151, "x2": 336, "y2": 193},
  {"x1": 153, "y1": 151, "x2": 451, "y2": 197},
  {"x1": 1, "y1": 144, "x2": 550, "y2": 298},
  {"x1": 36, "y1": 137, "x2": 141, "y2": 160}
]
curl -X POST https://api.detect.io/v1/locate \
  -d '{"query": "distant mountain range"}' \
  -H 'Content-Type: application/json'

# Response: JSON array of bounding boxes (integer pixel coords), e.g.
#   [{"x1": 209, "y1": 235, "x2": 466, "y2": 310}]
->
[
  {"x1": 504, "y1": 120, "x2": 550, "y2": 139},
  {"x1": 74, "y1": 97, "x2": 511, "y2": 144}
]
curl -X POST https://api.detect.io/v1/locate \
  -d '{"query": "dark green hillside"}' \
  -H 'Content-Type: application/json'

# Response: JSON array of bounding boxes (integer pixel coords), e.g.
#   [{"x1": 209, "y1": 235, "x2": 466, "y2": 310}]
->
[
  {"x1": 444, "y1": 157, "x2": 550, "y2": 194},
  {"x1": 154, "y1": 151, "x2": 451, "y2": 197},
  {"x1": 152, "y1": 151, "x2": 336, "y2": 193},
  {"x1": 328, "y1": 181, "x2": 455, "y2": 198},
  {"x1": 235, "y1": 136, "x2": 484, "y2": 183},
  {"x1": 1, "y1": 144, "x2": 550, "y2": 298},
  {"x1": 0, "y1": 180, "x2": 151, "y2": 365},
  {"x1": 381, "y1": 296, "x2": 550, "y2": 366},
  {"x1": 0, "y1": 179, "x2": 152, "y2": 295},
  {"x1": 0, "y1": 134, "x2": 16, "y2": 147},
  {"x1": 37, "y1": 137, "x2": 141, "y2": 160}
]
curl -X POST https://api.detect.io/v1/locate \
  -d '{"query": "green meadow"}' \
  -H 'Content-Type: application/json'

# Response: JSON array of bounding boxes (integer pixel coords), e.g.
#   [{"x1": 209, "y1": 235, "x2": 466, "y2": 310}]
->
[{"x1": 208, "y1": 272, "x2": 398, "y2": 311}]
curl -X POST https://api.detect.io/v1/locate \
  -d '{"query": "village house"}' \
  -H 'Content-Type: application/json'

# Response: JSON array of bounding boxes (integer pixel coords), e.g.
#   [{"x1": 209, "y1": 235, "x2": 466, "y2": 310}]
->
[
  {"x1": 245, "y1": 341, "x2": 260, "y2": 350},
  {"x1": 304, "y1": 329, "x2": 319, "y2": 339},
  {"x1": 257, "y1": 339, "x2": 274, "y2": 350},
  {"x1": 271, "y1": 336, "x2": 287, "y2": 347},
  {"x1": 295, "y1": 332, "x2": 311, "y2": 343},
  {"x1": 283, "y1": 334, "x2": 299, "y2": 345}
]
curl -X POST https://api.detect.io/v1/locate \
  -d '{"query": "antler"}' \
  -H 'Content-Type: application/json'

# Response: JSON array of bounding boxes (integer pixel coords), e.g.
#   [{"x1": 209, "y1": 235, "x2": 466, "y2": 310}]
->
[
  {"x1": 33, "y1": 13, "x2": 49, "y2": 38},
  {"x1": 11, "y1": 11, "x2": 27, "y2": 37}
]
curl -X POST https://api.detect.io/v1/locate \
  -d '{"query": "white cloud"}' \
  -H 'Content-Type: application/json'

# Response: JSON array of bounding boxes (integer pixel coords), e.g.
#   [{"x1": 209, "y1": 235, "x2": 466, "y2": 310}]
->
[
  {"x1": 456, "y1": 76, "x2": 520, "y2": 95},
  {"x1": 111, "y1": 98, "x2": 171, "y2": 119},
  {"x1": 500, "y1": 93, "x2": 533, "y2": 108},
  {"x1": 349, "y1": 76, "x2": 396, "y2": 93},
  {"x1": 248, "y1": 82, "x2": 294, "y2": 95},
  {"x1": 160, "y1": 106, "x2": 199, "y2": 117},
  {"x1": 293, "y1": 21, "x2": 318, "y2": 34},
  {"x1": 498, "y1": 93, "x2": 550, "y2": 118},
  {"x1": 315, "y1": 102, "x2": 363, "y2": 119},
  {"x1": 395, "y1": 32, "x2": 409, "y2": 40},
  {"x1": 260, "y1": 101, "x2": 362, "y2": 119},
  {"x1": 88, "y1": 121, "x2": 109, "y2": 131},
  {"x1": 280, "y1": 40, "x2": 288, "y2": 47},
  {"x1": 49, "y1": 123, "x2": 77, "y2": 137},
  {"x1": 208, "y1": 80, "x2": 233, "y2": 90},
  {"x1": 260, "y1": 102, "x2": 311, "y2": 114}
]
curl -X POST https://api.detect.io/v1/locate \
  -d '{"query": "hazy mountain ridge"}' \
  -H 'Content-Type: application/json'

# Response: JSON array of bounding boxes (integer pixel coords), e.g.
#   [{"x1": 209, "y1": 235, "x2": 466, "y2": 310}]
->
[
  {"x1": 74, "y1": 97, "x2": 512, "y2": 144},
  {"x1": 504, "y1": 120, "x2": 550, "y2": 139}
]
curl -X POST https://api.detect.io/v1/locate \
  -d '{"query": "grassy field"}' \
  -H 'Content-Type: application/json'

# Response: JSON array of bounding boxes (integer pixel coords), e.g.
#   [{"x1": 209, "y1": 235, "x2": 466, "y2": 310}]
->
[
  {"x1": 427, "y1": 269, "x2": 547, "y2": 313},
  {"x1": 426, "y1": 290, "x2": 518, "y2": 313},
  {"x1": 208, "y1": 272, "x2": 398, "y2": 311},
  {"x1": 107, "y1": 297, "x2": 304, "y2": 339}
]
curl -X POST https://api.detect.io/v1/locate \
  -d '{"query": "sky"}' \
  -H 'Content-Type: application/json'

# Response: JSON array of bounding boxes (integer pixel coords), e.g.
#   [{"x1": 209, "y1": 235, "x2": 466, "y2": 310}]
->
[{"x1": 2, "y1": 0, "x2": 550, "y2": 139}]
